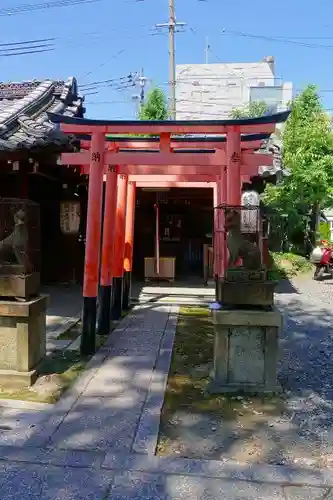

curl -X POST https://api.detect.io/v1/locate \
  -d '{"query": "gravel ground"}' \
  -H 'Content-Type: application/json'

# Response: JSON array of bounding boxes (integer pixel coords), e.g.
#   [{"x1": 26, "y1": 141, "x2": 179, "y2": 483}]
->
[{"x1": 158, "y1": 274, "x2": 333, "y2": 467}]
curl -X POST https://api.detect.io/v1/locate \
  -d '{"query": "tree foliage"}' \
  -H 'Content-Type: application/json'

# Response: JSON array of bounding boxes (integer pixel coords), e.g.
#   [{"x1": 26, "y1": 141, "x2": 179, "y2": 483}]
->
[
  {"x1": 264, "y1": 84, "x2": 333, "y2": 247},
  {"x1": 139, "y1": 87, "x2": 169, "y2": 120},
  {"x1": 230, "y1": 100, "x2": 269, "y2": 119}
]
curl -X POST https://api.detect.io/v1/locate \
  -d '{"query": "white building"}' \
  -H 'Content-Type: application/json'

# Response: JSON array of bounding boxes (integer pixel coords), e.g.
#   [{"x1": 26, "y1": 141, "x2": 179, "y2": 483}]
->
[{"x1": 175, "y1": 56, "x2": 293, "y2": 120}]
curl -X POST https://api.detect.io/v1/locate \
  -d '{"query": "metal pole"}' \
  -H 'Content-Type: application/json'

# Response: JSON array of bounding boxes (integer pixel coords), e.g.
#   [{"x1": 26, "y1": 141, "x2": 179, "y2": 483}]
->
[
  {"x1": 168, "y1": 0, "x2": 176, "y2": 119},
  {"x1": 155, "y1": 1, "x2": 185, "y2": 120},
  {"x1": 205, "y1": 36, "x2": 210, "y2": 64}
]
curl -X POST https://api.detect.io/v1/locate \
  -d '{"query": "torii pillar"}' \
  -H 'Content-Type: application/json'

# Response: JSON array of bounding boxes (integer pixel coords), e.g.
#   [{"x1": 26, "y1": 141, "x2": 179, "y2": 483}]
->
[
  {"x1": 227, "y1": 126, "x2": 241, "y2": 205},
  {"x1": 111, "y1": 174, "x2": 128, "y2": 320},
  {"x1": 123, "y1": 181, "x2": 136, "y2": 310},
  {"x1": 98, "y1": 165, "x2": 118, "y2": 335},
  {"x1": 81, "y1": 131, "x2": 104, "y2": 355}
]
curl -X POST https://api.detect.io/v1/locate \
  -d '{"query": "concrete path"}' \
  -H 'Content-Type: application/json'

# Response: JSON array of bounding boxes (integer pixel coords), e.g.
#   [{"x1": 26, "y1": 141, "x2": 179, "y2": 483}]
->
[
  {"x1": 0, "y1": 280, "x2": 331, "y2": 497},
  {"x1": 25, "y1": 301, "x2": 178, "y2": 454}
]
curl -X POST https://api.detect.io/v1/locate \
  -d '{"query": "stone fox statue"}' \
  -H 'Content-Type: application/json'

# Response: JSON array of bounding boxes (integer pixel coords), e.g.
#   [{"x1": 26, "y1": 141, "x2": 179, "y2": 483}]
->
[
  {"x1": 0, "y1": 209, "x2": 32, "y2": 273},
  {"x1": 225, "y1": 209, "x2": 262, "y2": 270}
]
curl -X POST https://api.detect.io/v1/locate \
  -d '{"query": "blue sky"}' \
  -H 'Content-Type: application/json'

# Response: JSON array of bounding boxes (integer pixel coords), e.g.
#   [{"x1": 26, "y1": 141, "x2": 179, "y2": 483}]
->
[{"x1": 1, "y1": 0, "x2": 333, "y2": 119}]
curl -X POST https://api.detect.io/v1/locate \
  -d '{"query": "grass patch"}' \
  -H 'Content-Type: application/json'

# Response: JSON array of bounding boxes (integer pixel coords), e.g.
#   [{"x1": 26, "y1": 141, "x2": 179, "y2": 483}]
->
[
  {"x1": 267, "y1": 251, "x2": 312, "y2": 281},
  {"x1": 157, "y1": 307, "x2": 285, "y2": 456},
  {"x1": 0, "y1": 334, "x2": 107, "y2": 404}
]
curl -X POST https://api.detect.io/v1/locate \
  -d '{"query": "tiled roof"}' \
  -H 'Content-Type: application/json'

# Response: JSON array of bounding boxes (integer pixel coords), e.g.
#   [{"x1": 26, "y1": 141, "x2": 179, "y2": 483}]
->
[{"x1": 0, "y1": 77, "x2": 84, "y2": 152}]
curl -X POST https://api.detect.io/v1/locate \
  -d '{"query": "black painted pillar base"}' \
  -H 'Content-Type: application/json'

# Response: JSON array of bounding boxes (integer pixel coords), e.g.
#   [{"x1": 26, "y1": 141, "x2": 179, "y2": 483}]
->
[
  {"x1": 215, "y1": 274, "x2": 219, "y2": 302},
  {"x1": 122, "y1": 271, "x2": 132, "y2": 311},
  {"x1": 110, "y1": 276, "x2": 123, "y2": 321},
  {"x1": 97, "y1": 285, "x2": 112, "y2": 335},
  {"x1": 81, "y1": 296, "x2": 97, "y2": 356}
]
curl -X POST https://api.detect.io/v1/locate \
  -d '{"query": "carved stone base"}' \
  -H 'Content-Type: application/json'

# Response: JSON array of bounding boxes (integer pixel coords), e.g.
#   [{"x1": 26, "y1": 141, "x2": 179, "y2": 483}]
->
[
  {"x1": 225, "y1": 268, "x2": 267, "y2": 282},
  {"x1": 0, "y1": 294, "x2": 48, "y2": 388},
  {"x1": 0, "y1": 272, "x2": 40, "y2": 300},
  {"x1": 208, "y1": 308, "x2": 282, "y2": 395},
  {"x1": 218, "y1": 279, "x2": 277, "y2": 308}
]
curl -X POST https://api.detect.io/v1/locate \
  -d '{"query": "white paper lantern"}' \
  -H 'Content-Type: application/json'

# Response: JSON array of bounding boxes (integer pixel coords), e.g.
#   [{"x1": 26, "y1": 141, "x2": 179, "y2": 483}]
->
[
  {"x1": 60, "y1": 201, "x2": 81, "y2": 235},
  {"x1": 241, "y1": 191, "x2": 260, "y2": 233}
]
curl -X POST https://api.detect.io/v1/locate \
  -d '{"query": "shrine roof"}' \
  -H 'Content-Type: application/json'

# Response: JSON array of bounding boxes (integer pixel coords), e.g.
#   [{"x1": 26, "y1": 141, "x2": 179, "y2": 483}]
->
[
  {"x1": 48, "y1": 110, "x2": 290, "y2": 134},
  {"x1": 0, "y1": 77, "x2": 84, "y2": 152}
]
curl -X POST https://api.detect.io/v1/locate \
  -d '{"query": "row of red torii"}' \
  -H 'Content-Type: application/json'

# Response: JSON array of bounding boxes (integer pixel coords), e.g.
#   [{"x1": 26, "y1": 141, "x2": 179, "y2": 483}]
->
[{"x1": 50, "y1": 110, "x2": 290, "y2": 355}]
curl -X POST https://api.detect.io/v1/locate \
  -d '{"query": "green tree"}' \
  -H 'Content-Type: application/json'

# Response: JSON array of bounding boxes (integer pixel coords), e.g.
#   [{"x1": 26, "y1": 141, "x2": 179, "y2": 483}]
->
[
  {"x1": 230, "y1": 100, "x2": 269, "y2": 119},
  {"x1": 139, "y1": 87, "x2": 168, "y2": 120},
  {"x1": 264, "y1": 84, "x2": 333, "y2": 248}
]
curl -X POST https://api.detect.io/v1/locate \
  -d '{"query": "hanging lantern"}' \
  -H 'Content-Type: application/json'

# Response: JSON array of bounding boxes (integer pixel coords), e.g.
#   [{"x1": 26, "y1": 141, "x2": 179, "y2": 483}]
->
[
  {"x1": 241, "y1": 190, "x2": 260, "y2": 233},
  {"x1": 60, "y1": 200, "x2": 81, "y2": 235}
]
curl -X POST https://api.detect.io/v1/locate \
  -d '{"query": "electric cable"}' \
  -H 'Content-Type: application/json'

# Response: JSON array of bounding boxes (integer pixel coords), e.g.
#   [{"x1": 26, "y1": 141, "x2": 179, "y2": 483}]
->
[
  {"x1": 0, "y1": 0, "x2": 101, "y2": 16},
  {"x1": 221, "y1": 29, "x2": 333, "y2": 50}
]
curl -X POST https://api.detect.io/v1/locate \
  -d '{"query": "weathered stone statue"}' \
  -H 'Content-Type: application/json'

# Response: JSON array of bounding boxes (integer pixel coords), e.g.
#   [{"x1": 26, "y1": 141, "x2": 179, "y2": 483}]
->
[
  {"x1": 0, "y1": 200, "x2": 47, "y2": 389},
  {"x1": 225, "y1": 209, "x2": 261, "y2": 270},
  {"x1": 0, "y1": 208, "x2": 32, "y2": 274}
]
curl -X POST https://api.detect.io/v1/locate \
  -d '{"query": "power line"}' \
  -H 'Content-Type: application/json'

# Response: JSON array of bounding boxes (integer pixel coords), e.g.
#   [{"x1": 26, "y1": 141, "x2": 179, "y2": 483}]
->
[
  {"x1": 0, "y1": 24, "x2": 150, "y2": 48},
  {"x1": 79, "y1": 74, "x2": 136, "y2": 89},
  {"x1": 78, "y1": 31, "x2": 164, "y2": 81},
  {"x1": 221, "y1": 29, "x2": 333, "y2": 50},
  {"x1": 0, "y1": 42, "x2": 54, "y2": 53},
  {"x1": 0, "y1": 37, "x2": 55, "y2": 47},
  {"x1": 0, "y1": 37, "x2": 55, "y2": 56},
  {"x1": 0, "y1": 0, "x2": 151, "y2": 16},
  {"x1": 0, "y1": 0, "x2": 101, "y2": 16},
  {"x1": 0, "y1": 47, "x2": 54, "y2": 57}
]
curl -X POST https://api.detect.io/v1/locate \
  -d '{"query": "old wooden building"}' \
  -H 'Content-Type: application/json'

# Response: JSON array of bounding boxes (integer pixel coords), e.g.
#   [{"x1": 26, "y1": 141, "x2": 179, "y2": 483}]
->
[{"x1": 0, "y1": 77, "x2": 86, "y2": 284}]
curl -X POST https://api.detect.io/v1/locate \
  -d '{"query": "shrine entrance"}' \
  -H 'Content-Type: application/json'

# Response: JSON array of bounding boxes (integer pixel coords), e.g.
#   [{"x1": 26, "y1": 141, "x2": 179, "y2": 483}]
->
[
  {"x1": 133, "y1": 187, "x2": 214, "y2": 281},
  {"x1": 49, "y1": 110, "x2": 290, "y2": 356}
]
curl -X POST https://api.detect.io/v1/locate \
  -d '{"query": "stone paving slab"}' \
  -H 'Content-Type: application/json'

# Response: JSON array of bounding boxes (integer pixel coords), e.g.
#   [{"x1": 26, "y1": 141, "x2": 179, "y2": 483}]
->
[
  {"x1": 0, "y1": 400, "x2": 51, "y2": 411},
  {"x1": 107, "y1": 470, "x2": 287, "y2": 500},
  {"x1": 0, "y1": 445, "x2": 106, "y2": 469},
  {"x1": 46, "y1": 339, "x2": 72, "y2": 353},
  {"x1": 0, "y1": 462, "x2": 116, "y2": 500},
  {"x1": 0, "y1": 458, "x2": 331, "y2": 500},
  {"x1": 101, "y1": 452, "x2": 333, "y2": 489},
  {"x1": 25, "y1": 344, "x2": 113, "y2": 448},
  {"x1": 0, "y1": 459, "x2": 331, "y2": 500},
  {"x1": 48, "y1": 393, "x2": 147, "y2": 452},
  {"x1": 1, "y1": 445, "x2": 333, "y2": 494},
  {"x1": 66, "y1": 336, "x2": 81, "y2": 351},
  {"x1": 0, "y1": 406, "x2": 51, "y2": 447},
  {"x1": 132, "y1": 309, "x2": 179, "y2": 454},
  {"x1": 284, "y1": 486, "x2": 330, "y2": 499}
]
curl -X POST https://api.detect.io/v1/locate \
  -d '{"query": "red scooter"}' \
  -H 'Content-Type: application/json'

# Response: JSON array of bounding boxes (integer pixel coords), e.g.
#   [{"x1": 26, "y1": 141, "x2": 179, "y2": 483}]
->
[{"x1": 310, "y1": 240, "x2": 333, "y2": 280}]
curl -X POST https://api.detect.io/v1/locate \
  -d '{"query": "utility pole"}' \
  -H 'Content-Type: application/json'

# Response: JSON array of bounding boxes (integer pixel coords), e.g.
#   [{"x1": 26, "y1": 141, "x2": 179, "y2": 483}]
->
[
  {"x1": 138, "y1": 68, "x2": 147, "y2": 106},
  {"x1": 205, "y1": 36, "x2": 210, "y2": 64},
  {"x1": 132, "y1": 69, "x2": 149, "y2": 117},
  {"x1": 156, "y1": 0, "x2": 186, "y2": 120},
  {"x1": 168, "y1": 0, "x2": 176, "y2": 119}
]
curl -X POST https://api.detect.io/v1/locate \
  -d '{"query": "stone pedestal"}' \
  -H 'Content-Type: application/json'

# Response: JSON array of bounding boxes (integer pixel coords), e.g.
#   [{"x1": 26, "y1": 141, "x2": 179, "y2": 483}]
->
[
  {"x1": 218, "y1": 279, "x2": 277, "y2": 308},
  {"x1": 208, "y1": 308, "x2": 282, "y2": 394},
  {"x1": 0, "y1": 271, "x2": 40, "y2": 300},
  {"x1": 0, "y1": 295, "x2": 48, "y2": 388}
]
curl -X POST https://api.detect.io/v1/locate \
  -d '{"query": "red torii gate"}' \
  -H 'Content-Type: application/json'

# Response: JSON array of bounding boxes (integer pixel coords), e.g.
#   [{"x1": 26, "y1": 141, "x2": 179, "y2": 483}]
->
[{"x1": 50, "y1": 111, "x2": 290, "y2": 355}]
